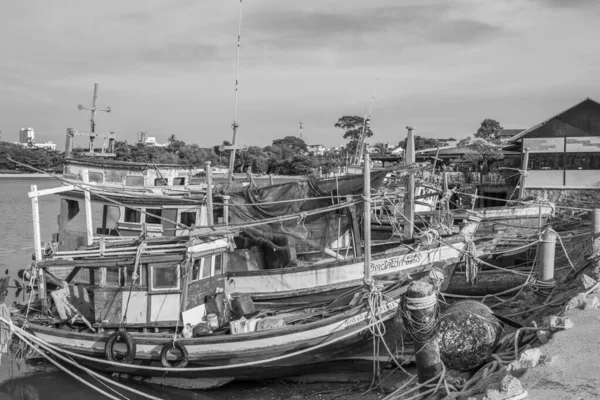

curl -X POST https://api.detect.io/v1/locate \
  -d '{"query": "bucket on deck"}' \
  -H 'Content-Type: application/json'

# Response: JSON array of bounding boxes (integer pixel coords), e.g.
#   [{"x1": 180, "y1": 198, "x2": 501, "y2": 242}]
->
[
  {"x1": 205, "y1": 293, "x2": 230, "y2": 327},
  {"x1": 437, "y1": 301, "x2": 502, "y2": 371},
  {"x1": 206, "y1": 313, "x2": 219, "y2": 330}
]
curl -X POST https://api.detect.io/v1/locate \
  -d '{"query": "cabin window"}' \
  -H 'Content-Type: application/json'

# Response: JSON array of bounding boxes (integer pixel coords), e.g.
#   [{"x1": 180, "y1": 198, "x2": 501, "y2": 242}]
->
[
  {"x1": 150, "y1": 264, "x2": 180, "y2": 291},
  {"x1": 125, "y1": 175, "x2": 145, "y2": 187},
  {"x1": 190, "y1": 177, "x2": 203, "y2": 185},
  {"x1": 124, "y1": 208, "x2": 141, "y2": 223},
  {"x1": 106, "y1": 267, "x2": 120, "y2": 286},
  {"x1": 154, "y1": 178, "x2": 168, "y2": 186},
  {"x1": 192, "y1": 256, "x2": 212, "y2": 281},
  {"x1": 89, "y1": 172, "x2": 104, "y2": 183},
  {"x1": 173, "y1": 177, "x2": 186, "y2": 186},
  {"x1": 214, "y1": 254, "x2": 223, "y2": 275},
  {"x1": 180, "y1": 211, "x2": 197, "y2": 227},
  {"x1": 146, "y1": 209, "x2": 162, "y2": 224}
]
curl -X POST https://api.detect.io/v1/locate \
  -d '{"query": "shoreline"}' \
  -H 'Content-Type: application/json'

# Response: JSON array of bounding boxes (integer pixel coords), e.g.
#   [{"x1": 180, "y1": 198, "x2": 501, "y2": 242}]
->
[{"x1": 0, "y1": 173, "x2": 61, "y2": 178}]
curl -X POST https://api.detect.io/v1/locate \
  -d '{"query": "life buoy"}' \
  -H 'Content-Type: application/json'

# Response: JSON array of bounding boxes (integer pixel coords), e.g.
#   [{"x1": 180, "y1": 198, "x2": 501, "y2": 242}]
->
[
  {"x1": 104, "y1": 330, "x2": 136, "y2": 364},
  {"x1": 160, "y1": 341, "x2": 189, "y2": 368}
]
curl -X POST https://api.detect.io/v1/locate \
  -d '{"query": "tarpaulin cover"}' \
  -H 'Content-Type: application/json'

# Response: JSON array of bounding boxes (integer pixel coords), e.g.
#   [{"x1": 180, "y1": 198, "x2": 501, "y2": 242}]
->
[{"x1": 227, "y1": 170, "x2": 388, "y2": 226}]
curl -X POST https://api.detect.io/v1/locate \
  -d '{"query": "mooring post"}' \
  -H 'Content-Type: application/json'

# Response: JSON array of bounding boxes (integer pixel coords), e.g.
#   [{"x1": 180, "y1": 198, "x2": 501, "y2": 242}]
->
[
  {"x1": 81, "y1": 169, "x2": 94, "y2": 246},
  {"x1": 539, "y1": 228, "x2": 556, "y2": 283},
  {"x1": 405, "y1": 280, "x2": 442, "y2": 388},
  {"x1": 363, "y1": 153, "x2": 372, "y2": 281},
  {"x1": 269, "y1": 174, "x2": 274, "y2": 186},
  {"x1": 205, "y1": 161, "x2": 214, "y2": 225},
  {"x1": 403, "y1": 126, "x2": 415, "y2": 239},
  {"x1": 65, "y1": 128, "x2": 75, "y2": 157},
  {"x1": 591, "y1": 208, "x2": 600, "y2": 255},
  {"x1": 223, "y1": 195, "x2": 230, "y2": 226}
]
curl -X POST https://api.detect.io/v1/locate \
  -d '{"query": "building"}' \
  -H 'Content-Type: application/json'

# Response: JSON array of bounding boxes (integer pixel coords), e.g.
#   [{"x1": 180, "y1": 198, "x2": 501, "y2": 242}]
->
[
  {"x1": 14, "y1": 127, "x2": 57, "y2": 150},
  {"x1": 508, "y1": 98, "x2": 600, "y2": 188},
  {"x1": 307, "y1": 144, "x2": 326, "y2": 156}
]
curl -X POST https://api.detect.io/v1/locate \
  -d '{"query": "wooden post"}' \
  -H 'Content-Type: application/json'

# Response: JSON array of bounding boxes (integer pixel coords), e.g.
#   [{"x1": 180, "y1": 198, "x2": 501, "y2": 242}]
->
[
  {"x1": 223, "y1": 195, "x2": 230, "y2": 226},
  {"x1": 518, "y1": 149, "x2": 530, "y2": 200},
  {"x1": 346, "y1": 195, "x2": 363, "y2": 258},
  {"x1": 65, "y1": 128, "x2": 75, "y2": 157},
  {"x1": 205, "y1": 161, "x2": 214, "y2": 225},
  {"x1": 269, "y1": 174, "x2": 274, "y2": 186},
  {"x1": 363, "y1": 154, "x2": 372, "y2": 281},
  {"x1": 405, "y1": 281, "x2": 442, "y2": 387},
  {"x1": 442, "y1": 172, "x2": 452, "y2": 228},
  {"x1": 591, "y1": 209, "x2": 600, "y2": 255},
  {"x1": 539, "y1": 228, "x2": 556, "y2": 283},
  {"x1": 81, "y1": 169, "x2": 94, "y2": 246},
  {"x1": 30, "y1": 185, "x2": 47, "y2": 312},
  {"x1": 403, "y1": 126, "x2": 415, "y2": 239}
]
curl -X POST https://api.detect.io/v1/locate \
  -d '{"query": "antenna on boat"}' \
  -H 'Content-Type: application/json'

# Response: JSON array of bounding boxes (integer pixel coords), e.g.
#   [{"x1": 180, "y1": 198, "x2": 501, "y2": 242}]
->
[
  {"x1": 354, "y1": 78, "x2": 378, "y2": 164},
  {"x1": 78, "y1": 83, "x2": 111, "y2": 135},
  {"x1": 227, "y1": 0, "x2": 244, "y2": 183}
]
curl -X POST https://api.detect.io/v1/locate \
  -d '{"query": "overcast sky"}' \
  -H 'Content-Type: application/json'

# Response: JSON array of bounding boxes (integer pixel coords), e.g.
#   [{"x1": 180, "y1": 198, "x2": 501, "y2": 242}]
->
[{"x1": 1, "y1": 0, "x2": 599, "y2": 148}]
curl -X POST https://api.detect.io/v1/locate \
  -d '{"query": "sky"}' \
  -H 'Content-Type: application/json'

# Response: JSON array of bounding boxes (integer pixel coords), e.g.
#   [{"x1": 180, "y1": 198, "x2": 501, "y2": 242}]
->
[{"x1": 1, "y1": 0, "x2": 600, "y2": 149}]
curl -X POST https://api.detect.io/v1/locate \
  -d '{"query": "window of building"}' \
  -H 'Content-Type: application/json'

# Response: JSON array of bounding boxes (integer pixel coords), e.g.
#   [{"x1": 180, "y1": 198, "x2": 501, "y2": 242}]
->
[
  {"x1": 150, "y1": 264, "x2": 180, "y2": 291},
  {"x1": 145, "y1": 209, "x2": 162, "y2": 224},
  {"x1": 528, "y1": 153, "x2": 564, "y2": 170},
  {"x1": 154, "y1": 178, "x2": 168, "y2": 186},
  {"x1": 89, "y1": 172, "x2": 104, "y2": 183},
  {"x1": 214, "y1": 254, "x2": 223, "y2": 275},
  {"x1": 173, "y1": 177, "x2": 186, "y2": 186},
  {"x1": 124, "y1": 208, "x2": 141, "y2": 223},
  {"x1": 180, "y1": 211, "x2": 197, "y2": 227},
  {"x1": 125, "y1": 175, "x2": 145, "y2": 187}
]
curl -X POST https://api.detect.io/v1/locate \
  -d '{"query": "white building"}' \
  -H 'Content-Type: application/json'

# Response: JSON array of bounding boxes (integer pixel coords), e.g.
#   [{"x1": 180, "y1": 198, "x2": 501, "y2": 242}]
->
[
  {"x1": 14, "y1": 128, "x2": 57, "y2": 150},
  {"x1": 307, "y1": 144, "x2": 326, "y2": 156},
  {"x1": 145, "y1": 136, "x2": 167, "y2": 147}
]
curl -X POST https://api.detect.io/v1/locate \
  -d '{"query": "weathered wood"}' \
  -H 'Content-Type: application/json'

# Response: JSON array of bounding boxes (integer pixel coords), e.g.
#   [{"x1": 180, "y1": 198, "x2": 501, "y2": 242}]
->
[
  {"x1": 346, "y1": 195, "x2": 363, "y2": 258},
  {"x1": 518, "y1": 149, "x2": 529, "y2": 200},
  {"x1": 403, "y1": 127, "x2": 415, "y2": 239},
  {"x1": 223, "y1": 195, "x2": 230, "y2": 225},
  {"x1": 205, "y1": 161, "x2": 214, "y2": 225},
  {"x1": 591, "y1": 208, "x2": 600, "y2": 255},
  {"x1": 28, "y1": 185, "x2": 76, "y2": 198},
  {"x1": 81, "y1": 169, "x2": 94, "y2": 246},
  {"x1": 363, "y1": 153, "x2": 372, "y2": 281},
  {"x1": 31, "y1": 184, "x2": 47, "y2": 313}
]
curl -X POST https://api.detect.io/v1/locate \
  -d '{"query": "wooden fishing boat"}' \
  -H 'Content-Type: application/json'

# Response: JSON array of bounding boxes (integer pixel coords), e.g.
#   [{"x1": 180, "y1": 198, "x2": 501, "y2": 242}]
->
[{"x1": 8, "y1": 283, "x2": 406, "y2": 379}]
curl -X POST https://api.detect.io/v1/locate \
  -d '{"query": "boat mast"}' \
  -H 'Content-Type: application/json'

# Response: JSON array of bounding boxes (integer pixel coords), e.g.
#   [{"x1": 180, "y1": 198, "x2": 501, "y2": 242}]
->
[
  {"x1": 227, "y1": 0, "x2": 244, "y2": 183},
  {"x1": 77, "y1": 83, "x2": 111, "y2": 152},
  {"x1": 354, "y1": 78, "x2": 378, "y2": 165}
]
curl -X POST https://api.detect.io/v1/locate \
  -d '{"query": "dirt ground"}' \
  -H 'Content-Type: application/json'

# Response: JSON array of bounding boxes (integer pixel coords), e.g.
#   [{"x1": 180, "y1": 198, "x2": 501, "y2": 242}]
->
[{"x1": 519, "y1": 306, "x2": 600, "y2": 400}]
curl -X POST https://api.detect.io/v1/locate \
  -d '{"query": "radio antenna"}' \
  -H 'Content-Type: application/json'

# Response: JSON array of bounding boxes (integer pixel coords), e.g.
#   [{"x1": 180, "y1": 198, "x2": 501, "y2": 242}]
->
[
  {"x1": 354, "y1": 78, "x2": 378, "y2": 164},
  {"x1": 227, "y1": 0, "x2": 243, "y2": 182}
]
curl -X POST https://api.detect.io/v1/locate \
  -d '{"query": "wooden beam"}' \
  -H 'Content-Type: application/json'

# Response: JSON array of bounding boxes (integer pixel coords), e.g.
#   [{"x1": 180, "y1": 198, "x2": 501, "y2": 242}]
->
[
  {"x1": 518, "y1": 148, "x2": 529, "y2": 200},
  {"x1": 403, "y1": 127, "x2": 415, "y2": 239},
  {"x1": 28, "y1": 185, "x2": 76, "y2": 198},
  {"x1": 82, "y1": 169, "x2": 94, "y2": 246},
  {"x1": 205, "y1": 161, "x2": 214, "y2": 225}
]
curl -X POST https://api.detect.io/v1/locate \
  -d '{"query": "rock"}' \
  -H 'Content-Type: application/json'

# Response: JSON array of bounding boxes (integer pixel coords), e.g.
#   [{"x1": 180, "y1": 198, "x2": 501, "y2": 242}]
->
[
  {"x1": 544, "y1": 316, "x2": 574, "y2": 331},
  {"x1": 483, "y1": 376, "x2": 526, "y2": 400},
  {"x1": 536, "y1": 329, "x2": 551, "y2": 344},
  {"x1": 565, "y1": 293, "x2": 586, "y2": 310},
  {"x1": 583, "y1": 296, "x2": 600, "y2": 310},
  {"x1": 581, "y1": 274, "x2": 598, "y2": 291},
  {"x1": 518, "y1": 348, "x2": 542, "y2": 369}
]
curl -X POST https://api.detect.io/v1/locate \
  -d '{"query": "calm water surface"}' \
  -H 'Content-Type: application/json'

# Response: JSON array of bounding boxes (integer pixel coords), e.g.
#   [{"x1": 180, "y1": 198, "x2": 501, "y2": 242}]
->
[{"x1": 0, "y1": 178, "x2": 260, "y2": 400}]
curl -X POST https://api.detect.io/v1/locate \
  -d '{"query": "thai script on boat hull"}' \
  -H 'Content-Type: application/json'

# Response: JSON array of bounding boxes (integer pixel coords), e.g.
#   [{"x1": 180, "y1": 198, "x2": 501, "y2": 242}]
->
[
  {"x1": 343, "y1": 300, "x2": 400, "y2": 328},
  {"x1": 370, "y1": 252, "x2": 424, "y2": 274}
]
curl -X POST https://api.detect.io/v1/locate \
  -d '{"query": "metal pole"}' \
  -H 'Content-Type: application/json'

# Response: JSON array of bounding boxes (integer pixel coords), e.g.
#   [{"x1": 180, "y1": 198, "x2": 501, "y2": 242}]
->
[
  {"x1": 363, "y1": 153, "x2": 372, "y2": 281},
  {"x1": 206, "y1": 161, "x2": 214, "y2": 225},
  {"x1": 591, "y1": 208, "x2": 600, "y2": 255},
  {"x1": 518, "y1": 149, "x2": 530, "y2": 200},
  {"x1": 81, "y1": 169, "x2": 94, "y2": 246},
  {"x1": 539, "y1": 228, "x2": 556, "y2": 283},
  {"x1": 228, "y1": 0, "x2": 243, "y2": 183},
  {"x1": 403, "y1": 126, "x2": 415, "y2": 239},
  {"x1": 90, "y1": 83, "x2": 98, "y2": 134},
  {"x1": 65, "y1": 128, "x2": 75, "y2": 157}
]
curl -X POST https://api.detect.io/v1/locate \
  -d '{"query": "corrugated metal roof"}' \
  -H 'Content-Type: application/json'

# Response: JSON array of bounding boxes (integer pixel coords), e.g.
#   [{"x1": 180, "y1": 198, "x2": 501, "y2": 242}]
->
[{"x1": 508, "y1": 97, "x2": 599, "y2": 143}]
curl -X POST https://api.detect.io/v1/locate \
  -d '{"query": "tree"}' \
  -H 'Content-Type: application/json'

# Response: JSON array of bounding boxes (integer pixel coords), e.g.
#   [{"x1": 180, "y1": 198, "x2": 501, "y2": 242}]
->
[
  {"x1": 399, "y1": 135, "x2": 440, "y2": 151},
  {"x1": 373, "y1": 142, "x2": 388, "y2": 155},
  {"x1": 272, "y1": 136, "x2": 307, "y2": 152},
  {"x1": 475, "y1": 119, "x2": 503, "y2": 143},
  {"x1": 461, "y1": 138, "x2": 504, "y2": 173},
  {"x1": 334, "y1": 116, "x2": 373, "y2": 141}
]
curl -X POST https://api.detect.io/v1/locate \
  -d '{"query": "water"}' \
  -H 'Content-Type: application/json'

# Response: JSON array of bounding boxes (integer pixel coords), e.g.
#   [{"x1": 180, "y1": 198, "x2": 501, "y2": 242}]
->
[{"x1": 0, "y1": 178, "x2": 380, "y2": 400}]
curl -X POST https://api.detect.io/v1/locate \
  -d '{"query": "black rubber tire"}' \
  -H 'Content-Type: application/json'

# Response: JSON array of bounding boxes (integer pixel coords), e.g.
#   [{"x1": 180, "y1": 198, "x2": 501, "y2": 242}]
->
[
  {"x1": 160, "y1": 341, "x2": 189, "y2": 368},
  {"x1": 104, "y1": 330, "x2": 136, "y2": 364}
]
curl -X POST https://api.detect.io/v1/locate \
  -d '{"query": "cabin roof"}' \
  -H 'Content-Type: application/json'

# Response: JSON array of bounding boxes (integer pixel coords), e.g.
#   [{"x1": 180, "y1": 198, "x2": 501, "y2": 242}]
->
[
  {"x1": 65, "y1": 158, "x2": 204, "y2": 171},
  {"x1": 59, "y1": 189, "x2": 205, "y2": 206}
]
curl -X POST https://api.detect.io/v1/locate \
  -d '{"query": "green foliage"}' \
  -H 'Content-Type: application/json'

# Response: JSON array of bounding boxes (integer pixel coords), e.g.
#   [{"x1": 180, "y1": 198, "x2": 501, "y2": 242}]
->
[
  {"x1": 461, "y1": 138, "x2": 504, "y2": 172},
  {"x1": 398, "y1": 135, "x2": 441, "y2": 151},
  {"x1": 475, "y1": 119, "x2": 503, "y2": 143},
  {"x1": 0, "y1": 141, "x2": 63, "y2": 172},
  {"x1": 335, "y1": 116, "x2": 373, "y2": 141}
]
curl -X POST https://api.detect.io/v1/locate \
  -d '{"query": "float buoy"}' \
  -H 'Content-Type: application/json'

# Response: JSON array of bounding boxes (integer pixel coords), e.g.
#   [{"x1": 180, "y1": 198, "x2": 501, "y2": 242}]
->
[
  {"x1": 104, "y1": 330, "x2": 136, "y2": 364},
  {"x1": 160, "y1": 341, "x2": 189, "y2": 368}
]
